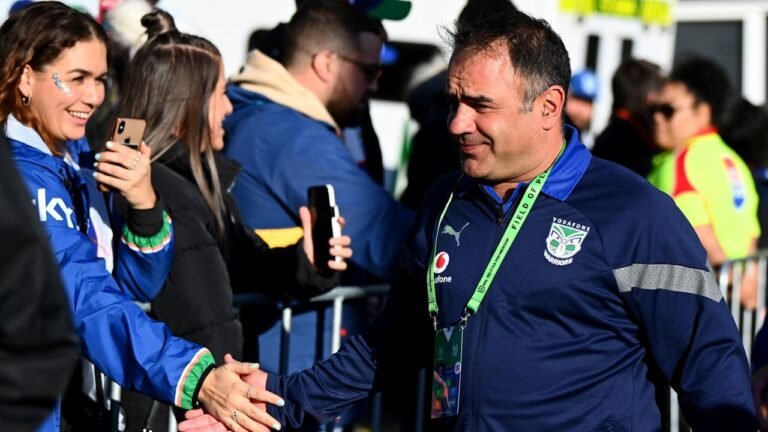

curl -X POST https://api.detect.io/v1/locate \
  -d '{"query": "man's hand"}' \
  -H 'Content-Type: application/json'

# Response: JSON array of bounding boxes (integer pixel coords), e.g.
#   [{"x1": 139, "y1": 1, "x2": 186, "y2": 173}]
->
[
  {"x1": 299, "y1": 206, "x2": 352, "y2": 272},
  {"x1": 178, "y1": 409, "x2": 230, "y2": 432}
]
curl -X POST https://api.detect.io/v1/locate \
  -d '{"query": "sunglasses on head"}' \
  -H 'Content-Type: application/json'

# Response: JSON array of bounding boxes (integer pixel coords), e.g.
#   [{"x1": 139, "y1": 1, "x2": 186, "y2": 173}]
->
[{"x1": 336, "y1": 52, "x2": 382, "y2": 83}]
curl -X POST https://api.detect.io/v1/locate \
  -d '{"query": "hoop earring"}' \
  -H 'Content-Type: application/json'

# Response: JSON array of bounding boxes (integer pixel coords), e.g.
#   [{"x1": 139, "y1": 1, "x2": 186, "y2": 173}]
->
[{"x1": 21, "y1": 95, "x2": 29, "y2": 107}]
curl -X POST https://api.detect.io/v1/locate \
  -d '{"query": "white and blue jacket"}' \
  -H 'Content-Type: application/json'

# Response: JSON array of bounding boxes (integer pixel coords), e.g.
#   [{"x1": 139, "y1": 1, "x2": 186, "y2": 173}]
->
[{"x1": 6, "y1": 117, "x2": 215, "y2": 430}]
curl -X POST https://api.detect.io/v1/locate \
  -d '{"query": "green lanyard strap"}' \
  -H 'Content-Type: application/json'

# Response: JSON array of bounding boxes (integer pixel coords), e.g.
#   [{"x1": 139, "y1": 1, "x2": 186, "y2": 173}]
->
[{"x1": 426, "y1": 144, "x2": 564, "y2": 328}]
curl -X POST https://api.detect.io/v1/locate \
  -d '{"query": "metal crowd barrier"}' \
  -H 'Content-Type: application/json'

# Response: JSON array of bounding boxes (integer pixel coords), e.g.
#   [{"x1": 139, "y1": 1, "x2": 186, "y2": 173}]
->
[
  {"x1": 233, "y1": 285, "x2": 390, "y2": 432},
  {"x1": 105, "y1": 285, "x2": 390, "y2": 432}
]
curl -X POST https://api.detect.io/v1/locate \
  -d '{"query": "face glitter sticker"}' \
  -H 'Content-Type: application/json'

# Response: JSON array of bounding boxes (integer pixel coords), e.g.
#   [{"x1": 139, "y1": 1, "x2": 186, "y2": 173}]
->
[{"x1": 52, "y1": 72, "x2": 71, "y2": 95}]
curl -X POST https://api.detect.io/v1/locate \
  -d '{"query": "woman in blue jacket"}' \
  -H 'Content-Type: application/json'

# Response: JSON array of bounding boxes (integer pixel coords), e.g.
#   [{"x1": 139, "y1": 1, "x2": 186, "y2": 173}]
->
[{"x1": 0, "y1": 2, "x2": 282, "y2": 431}]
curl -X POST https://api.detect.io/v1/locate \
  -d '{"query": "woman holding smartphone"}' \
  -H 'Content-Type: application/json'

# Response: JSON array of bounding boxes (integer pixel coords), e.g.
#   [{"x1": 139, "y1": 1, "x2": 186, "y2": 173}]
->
[
  {"x1": 0, "y1": 3, "x2": 281, "y2": 431},
  {"x1": 114, "y1": 9, "x2": 353, "y2": 431}
]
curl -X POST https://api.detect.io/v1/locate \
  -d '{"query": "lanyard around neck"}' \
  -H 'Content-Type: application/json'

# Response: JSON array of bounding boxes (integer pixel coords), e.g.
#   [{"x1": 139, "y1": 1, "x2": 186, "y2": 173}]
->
[{"x1": 426, "y1": 144, "x2": 564, "y2": 327}]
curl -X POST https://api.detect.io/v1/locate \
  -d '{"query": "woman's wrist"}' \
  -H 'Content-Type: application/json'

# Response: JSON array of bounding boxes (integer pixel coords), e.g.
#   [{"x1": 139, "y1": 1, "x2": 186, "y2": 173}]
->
[{"x1": 126, "y1": 193, "x2": 165, "y2": 237}]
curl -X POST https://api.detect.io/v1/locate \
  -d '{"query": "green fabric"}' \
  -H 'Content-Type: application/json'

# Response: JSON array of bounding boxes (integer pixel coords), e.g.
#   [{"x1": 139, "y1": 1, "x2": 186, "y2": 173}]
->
[
  {"x1": 648, "y1": 132, "x2": 760, "y2": 258},
  {"x1": 179, "y1": 351, "x2": 215, "y2": 409},
  {"x1": 121, "y1": 211, "x2": 172, "y2": 252}
]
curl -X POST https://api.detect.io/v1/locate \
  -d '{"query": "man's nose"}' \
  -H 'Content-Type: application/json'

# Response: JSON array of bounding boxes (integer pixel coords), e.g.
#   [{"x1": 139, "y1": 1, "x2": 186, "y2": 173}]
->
[{"x1": 448, "y1": 105, "x2": 475, "y2": 136}]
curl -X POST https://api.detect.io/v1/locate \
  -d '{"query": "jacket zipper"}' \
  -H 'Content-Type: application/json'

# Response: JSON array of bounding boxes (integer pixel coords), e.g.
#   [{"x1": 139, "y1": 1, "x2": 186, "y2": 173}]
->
[
  {"x1": 472, "y1": 188, "x2": 525, "y2": 428},
  {"x1": 472, "y1": 198, "x2": 512, "y2": 429}
]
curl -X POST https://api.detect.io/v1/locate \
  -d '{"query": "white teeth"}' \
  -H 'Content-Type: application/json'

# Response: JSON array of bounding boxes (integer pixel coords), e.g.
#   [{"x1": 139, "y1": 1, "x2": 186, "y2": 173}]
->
[{"x1": 67, "y1": 111, "x2": 90, "y2": 120}]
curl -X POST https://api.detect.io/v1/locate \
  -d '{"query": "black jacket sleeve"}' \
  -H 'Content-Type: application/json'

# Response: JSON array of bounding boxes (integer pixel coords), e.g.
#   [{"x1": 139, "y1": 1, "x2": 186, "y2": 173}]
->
[
  {"x1": 0, "y1": 135, "x2": 78, "y2": 431},
  {"x1": 226, "y1": 197, "x2": 339, "y2": 300}
]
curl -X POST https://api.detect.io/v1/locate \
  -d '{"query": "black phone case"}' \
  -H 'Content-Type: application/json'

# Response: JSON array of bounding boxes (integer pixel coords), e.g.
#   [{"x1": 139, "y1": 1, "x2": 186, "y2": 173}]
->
[{"x1": 308, "y1": 185, "x2": 341, "y2": 275}]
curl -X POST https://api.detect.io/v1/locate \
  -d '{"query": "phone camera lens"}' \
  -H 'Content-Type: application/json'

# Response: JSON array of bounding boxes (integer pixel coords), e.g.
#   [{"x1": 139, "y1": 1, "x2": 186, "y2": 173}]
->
[{"x1": 118, "y1": 121, "x2": 125, "y2": 133}]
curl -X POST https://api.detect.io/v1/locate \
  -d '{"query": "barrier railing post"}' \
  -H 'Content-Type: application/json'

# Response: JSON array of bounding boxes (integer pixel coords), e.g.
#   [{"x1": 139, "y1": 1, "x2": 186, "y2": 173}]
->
[
  {"x1": 280, "y1": 307, "x2": 293, "y2": 377},
  {"x1": 109, "y1": 376, "x2": 121, "y2": 432},
  {"x1": 331, "y1": 296, "x2": 343, "y2": 353}
]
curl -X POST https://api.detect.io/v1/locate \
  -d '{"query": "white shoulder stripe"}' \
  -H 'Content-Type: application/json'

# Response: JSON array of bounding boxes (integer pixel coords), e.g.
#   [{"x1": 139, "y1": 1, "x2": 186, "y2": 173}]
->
[{"x1": 613, "y1": 263, "x2": 722, "y2": 302}]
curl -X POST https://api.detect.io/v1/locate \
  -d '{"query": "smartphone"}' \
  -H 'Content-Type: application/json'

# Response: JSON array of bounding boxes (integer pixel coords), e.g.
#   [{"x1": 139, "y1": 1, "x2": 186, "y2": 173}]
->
[
  {"x1": 307, "y1": 184, "x2": 342, "y2": 274},
  {"x1": 110, "y1": 117, "x2": 146, "y2": 150}
]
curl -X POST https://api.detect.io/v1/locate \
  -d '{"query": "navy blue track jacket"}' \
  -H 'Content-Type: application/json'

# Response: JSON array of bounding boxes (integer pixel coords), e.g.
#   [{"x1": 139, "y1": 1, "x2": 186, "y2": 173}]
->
[{"x1": 266, "y1": 126, "x2": 756, "y2": 430}]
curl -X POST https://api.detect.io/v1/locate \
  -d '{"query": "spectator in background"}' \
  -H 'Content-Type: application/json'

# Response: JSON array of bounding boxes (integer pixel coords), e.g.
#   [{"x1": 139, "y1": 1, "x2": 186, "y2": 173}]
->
[
  {"x1": 0, "y1": 131, "x2": 78, "y2": 432},
  {"x1": 247, "y1": 0, "x2": 413, "y2": 190},
  {"x1": 647, "y1": 57, "x2": 760, "y2": 308},
  {"x1": 223, "y1": 0, "x2": 415, "y2": 428},
  {"x1": 226, "y1": 0, "x2": 413, "y2": 282},
  {"x1": 592, "y1": 58, "x2": 664, "y2": 177},
  {"x1": 721, "y1": 97, "x2": 768, "y2": 250},
  {"x1": 564, "y1": 68, "x2": 598, "y2": 146},
  {"x1": 399, "y1": 0, "x2": 517, "y2": 210}
]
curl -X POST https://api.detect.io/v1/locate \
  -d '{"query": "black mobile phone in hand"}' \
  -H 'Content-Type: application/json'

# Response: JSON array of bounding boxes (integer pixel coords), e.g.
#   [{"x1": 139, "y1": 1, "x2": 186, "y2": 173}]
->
[
  {"x1": 110, "y1": 117, "x2": 146, "y2": 150},
  {"x1": 308, "y1": 184, "x2": 342, "y2": 274}
]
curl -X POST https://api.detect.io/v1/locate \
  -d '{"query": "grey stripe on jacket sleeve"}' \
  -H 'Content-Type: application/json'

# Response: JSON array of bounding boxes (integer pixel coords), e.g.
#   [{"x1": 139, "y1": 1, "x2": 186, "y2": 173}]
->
[{"x1": 613, "y1": 263, "x2": 722, "y2": 302}]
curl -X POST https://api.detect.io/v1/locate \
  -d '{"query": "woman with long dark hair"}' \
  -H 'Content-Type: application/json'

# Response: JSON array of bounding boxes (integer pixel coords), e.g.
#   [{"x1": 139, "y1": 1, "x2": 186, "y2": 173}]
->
[{"x1": 115, "y1": 9, "x2": 352, "y2": 431}]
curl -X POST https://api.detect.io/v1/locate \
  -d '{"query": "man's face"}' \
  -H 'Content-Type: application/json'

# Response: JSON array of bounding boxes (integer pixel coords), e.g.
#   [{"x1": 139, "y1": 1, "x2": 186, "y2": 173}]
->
[
  {"x1": 327, "y1": 31, "x2": 382, "y2": 127},
  {"x1": 653, "y1": 82, "x2": 710, "y2": 151},
  {"x1": 446, "y1": 43, "x2": 545, "y2": 186}
]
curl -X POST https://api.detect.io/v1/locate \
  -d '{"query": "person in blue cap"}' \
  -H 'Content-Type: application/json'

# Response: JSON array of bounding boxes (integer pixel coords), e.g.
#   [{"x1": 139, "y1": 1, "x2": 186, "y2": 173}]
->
[{"x1": 565, "y1": 68, "x2": 598, "y2": 145}]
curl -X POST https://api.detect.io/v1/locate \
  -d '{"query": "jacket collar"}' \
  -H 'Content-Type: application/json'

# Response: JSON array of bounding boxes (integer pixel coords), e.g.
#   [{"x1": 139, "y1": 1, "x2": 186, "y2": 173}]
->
[
  {"x1": 5, "y1": 114, "x2": 89, "y2": 168},
  {"x1": 230, "y1": 50, "x2": 340, "y2": 134},
  {"x1": 6, "y1": 114, "x2": 52, "y2": 155},
  {"x1": 462, "y1": 124, "x2": 591, "y2": 212}
]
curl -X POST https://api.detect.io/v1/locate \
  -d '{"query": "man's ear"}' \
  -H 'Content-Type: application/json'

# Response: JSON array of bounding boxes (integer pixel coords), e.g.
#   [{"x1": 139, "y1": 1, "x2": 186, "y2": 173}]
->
[
  {"x1": 539, "y1": 85, "x2": 566, "y2": 131},
  {"x1": 311, "y1": 50, "x2": 336, "y2": 83},
  {"x1": 17, "y1": 64, "x2": 34, "y2": 99}
]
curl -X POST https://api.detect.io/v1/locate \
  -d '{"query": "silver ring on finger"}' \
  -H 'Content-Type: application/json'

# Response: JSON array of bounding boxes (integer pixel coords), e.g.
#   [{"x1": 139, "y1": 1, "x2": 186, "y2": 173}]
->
[
  {"x1": 246, "y1": 385, "x2": 253, "y2": 399},
  {"x1": 231, "y1": 409, "x2": 238, "y2": 423},
  {"x1": 131, "y1": 153, "x2": 140, "y2": 170}
]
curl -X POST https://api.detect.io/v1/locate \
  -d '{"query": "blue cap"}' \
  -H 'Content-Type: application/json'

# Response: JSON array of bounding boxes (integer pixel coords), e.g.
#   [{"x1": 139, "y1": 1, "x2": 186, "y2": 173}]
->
[
  {"x1": 570, "y1": 69, "x2": 599, "y2": 101},
  {"x1": 9, "y1": 0, "x2": 33, "y2": 14}
]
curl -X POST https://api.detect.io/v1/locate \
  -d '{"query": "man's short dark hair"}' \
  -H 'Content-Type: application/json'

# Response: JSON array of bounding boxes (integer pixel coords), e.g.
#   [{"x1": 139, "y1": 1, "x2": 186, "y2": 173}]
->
[
  {"x1": 669, "y1": 57, "x2": 732, "y2": 127},
  {"x1": 612, "y1": 59, "x2": 664, "y2": 115},
  {"x1": 283, "y1": 0, "x2": 386, "y2": 68},
  {"x1": 447, "y1": 9, "x2": 570, "y2": 111}
]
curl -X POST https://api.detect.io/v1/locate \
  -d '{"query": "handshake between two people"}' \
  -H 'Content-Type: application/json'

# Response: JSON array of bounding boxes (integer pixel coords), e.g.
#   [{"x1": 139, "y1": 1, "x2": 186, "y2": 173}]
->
[
  {"x1": 181, "y1": 204, "x2": 353, "y2": 432},
  {"x1": 184, "y1": 354, "x2": 281, "y2": 432}
]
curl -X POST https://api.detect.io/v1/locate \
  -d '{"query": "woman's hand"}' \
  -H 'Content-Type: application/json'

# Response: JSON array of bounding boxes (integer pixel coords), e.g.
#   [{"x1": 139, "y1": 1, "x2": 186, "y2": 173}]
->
[
  {"x1": 196, "y1": 358, "x2": 284, "y2": 432},
  {"x1": 93, "y1": 141, "x2": 156, "y2": 209},
  {"x1": 299, "y1": 206, "x2": 353, "y2": 271}
]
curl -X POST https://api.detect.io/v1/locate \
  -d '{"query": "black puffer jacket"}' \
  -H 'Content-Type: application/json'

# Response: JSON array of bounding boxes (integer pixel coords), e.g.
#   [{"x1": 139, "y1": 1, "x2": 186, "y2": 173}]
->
[{"x1": 148, "y1": 142, "x2": 339, "y2": 362}]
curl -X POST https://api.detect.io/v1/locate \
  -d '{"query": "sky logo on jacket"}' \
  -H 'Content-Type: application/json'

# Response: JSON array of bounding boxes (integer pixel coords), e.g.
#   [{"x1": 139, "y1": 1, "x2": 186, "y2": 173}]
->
[
  {"x1": 34, "y1": 188, "x2": 75, "y2": 228},
  {"x1": 433, "y1": 251, "x2": 452, "y2": 283},
  {"x1": 544, "y1": 217, "x2": 590, "y2": 266}
]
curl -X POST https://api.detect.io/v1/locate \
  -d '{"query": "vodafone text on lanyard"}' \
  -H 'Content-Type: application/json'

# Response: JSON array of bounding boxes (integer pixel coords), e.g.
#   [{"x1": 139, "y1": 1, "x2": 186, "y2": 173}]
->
[{"x1": 426, "y1": 145, "x2": 562, "y2": 419}]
